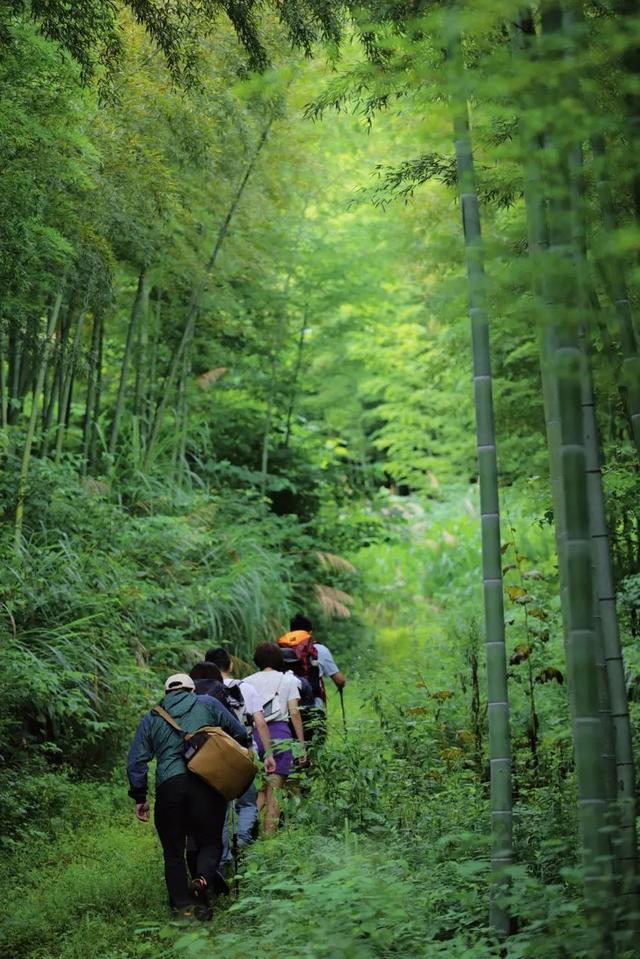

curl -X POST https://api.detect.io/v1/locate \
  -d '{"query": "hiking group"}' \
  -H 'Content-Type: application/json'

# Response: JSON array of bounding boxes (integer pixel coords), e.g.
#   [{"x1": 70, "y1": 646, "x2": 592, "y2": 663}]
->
[{"x1": 127, "y1": 614, "x2": 346, "y2": 917}]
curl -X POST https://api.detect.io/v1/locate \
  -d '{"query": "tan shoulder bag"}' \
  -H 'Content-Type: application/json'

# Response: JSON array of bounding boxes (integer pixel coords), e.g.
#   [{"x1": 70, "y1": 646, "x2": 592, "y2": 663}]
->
[{"x1": 152, "y1": 706, "x2": 256, "y2": 801}]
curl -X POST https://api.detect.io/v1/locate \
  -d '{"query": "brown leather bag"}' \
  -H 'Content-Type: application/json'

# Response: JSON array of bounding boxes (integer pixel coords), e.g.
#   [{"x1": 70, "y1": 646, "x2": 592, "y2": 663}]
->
[{"x1": 152, "y1": 706, "x2": 256, "y2": 801}]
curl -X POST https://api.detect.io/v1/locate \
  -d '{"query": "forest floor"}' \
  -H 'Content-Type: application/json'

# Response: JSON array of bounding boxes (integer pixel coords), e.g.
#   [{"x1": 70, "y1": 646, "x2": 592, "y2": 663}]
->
[
  {"x1": 2, "y1": 493, "x2": 591, "y2": 959},
  {"x1": 1, "y1": 578, "x2": 478, "y2": 959}
]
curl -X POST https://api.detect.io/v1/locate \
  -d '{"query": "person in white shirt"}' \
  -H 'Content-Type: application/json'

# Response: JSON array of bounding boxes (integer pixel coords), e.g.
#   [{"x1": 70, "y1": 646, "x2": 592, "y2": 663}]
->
[
  {"x1": 204, "y1": 648, "x2": 275, "y2": 863},
  {"x1": 243, "y1": 643, "x2": 307, "y2": 834}
]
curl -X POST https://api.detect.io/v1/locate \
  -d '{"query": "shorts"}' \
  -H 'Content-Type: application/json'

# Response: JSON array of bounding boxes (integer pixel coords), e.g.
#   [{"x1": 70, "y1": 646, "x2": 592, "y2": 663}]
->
[{"x1": 253, "y1": 719, "x2": 295, "y2": 777}]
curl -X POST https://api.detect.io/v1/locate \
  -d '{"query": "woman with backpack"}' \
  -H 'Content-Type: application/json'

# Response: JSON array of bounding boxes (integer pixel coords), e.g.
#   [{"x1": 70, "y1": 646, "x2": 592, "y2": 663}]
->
[{"x1": 243, "y1": 642, "x2": 307, "y2": 834}]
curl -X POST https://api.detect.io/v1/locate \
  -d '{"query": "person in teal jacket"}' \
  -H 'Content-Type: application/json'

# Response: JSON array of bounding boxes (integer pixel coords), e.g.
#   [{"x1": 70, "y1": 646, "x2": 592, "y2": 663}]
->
[{"x1": 127, "y1": 672, "x2": 248, "y2": 914}]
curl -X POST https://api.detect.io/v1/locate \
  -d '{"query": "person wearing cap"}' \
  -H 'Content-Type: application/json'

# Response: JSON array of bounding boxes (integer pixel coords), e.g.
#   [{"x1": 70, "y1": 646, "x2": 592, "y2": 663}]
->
[{"x1": 126, "y1": 672, "x2": 249, "y2": 916}]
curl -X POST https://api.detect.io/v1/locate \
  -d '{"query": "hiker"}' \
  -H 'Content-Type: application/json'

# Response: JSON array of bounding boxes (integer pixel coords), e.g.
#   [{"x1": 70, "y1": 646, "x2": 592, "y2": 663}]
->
[
  {"x1": 189, "y1": 660, "x2": 228, "y2": 701},
  {"x1": 279, "y1": 613, "x2": 346, "y2": 741},
  {"x1": 182, "y1": 650, "x2": 275, "y2": 892},
  {"x1": 243, "y1": 643, "x2": 307, "y2": 834},
  {"x1": 204, "y1": 647, "x2": 277, "y2": 868},
  {"x1": 127, "y1": 672, "x2": 249, "y2": 916}
]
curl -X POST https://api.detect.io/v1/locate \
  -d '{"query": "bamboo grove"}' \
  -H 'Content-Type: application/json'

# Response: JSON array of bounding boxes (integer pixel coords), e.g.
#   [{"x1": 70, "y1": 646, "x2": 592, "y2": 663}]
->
[
  {"x1": 1, "y1": 0, "x2": 640, "y2": 950},
  {"x1": 299, "y1": 0, "x2": 640, "y2": 938}
]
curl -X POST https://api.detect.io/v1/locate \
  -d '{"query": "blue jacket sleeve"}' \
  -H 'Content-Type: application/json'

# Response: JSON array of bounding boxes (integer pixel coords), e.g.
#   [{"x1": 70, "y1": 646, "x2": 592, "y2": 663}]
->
[
  {"x1": 197, "y1": 694, "x2": 249, "y2": 746},
  {"x1": 127, "y1": 713, "x2": 154, "y2": 802}
]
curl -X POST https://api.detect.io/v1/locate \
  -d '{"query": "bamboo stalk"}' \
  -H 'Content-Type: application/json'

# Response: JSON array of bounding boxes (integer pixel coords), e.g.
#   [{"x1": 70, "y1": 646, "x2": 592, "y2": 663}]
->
[
  {"x1": 54, "y1": 309, "x2": 87, "y2": 463},
  {"x1": 284, "y1": 307, "x2": 308, "y2": 449},
  {"x1": 0, "y1": 320, "x2": 7, "y2": 429},
  {"x1": 133, "y1": 278, "x2": 149, "y2": 424},
  {"x1": 563, "y1": 3, "x2": 638, "y2": 895},
  {"x1": 448, "y1": 24, "x2": 513, "y2": 935},
  {"x1": 41, "y1": 306, "x2": 68, "y2": 458},
  {"x1": 537, "y1": 3, "x2": 613, "y2": 907},
  {"x1": 90, "y1": 312, "x2": 104, "y2": 474},
  {"x1": 109, "y1": 268, "x2": 148, "y2": 457},
  {"x1": 590, "y1": 135, "x2": 640, "y2": 458},
  {"x1": 144, "y1": 118, "x2": 273, "y2": 470},
  {"x1": 14, "y1": 288, "x2": 64, "y2": 549},
  {"x1": 8, "y1": 319, "x2": 21, "y2": 424},
  {"x1": 82, "y1": 312, "x2": 102, "y2": 476}
]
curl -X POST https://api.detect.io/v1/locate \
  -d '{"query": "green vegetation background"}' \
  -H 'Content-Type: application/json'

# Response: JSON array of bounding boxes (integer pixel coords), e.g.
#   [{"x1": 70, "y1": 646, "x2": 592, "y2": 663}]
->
[{"x1": 1, "y1": 5, "x2": 639, "y2": 958}]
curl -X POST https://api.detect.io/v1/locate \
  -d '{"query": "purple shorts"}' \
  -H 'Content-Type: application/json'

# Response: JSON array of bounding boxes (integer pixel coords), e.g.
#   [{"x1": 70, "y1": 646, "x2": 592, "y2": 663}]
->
[{"x1": 253, "y1": 720, "x2": 294, "y2": 777}]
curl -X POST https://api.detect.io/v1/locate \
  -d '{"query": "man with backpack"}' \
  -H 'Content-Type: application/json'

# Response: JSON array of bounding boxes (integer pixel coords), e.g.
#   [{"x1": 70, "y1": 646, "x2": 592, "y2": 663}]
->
[
  {"x1": 204, "y1": 647, "x2": 275, "y2": 868},
  {"x1": 127, "y1": 673, "x2": 249, "y2": 917},
  {"x1": 278, "y1": 613, "x2": 346, "y2": 741}
]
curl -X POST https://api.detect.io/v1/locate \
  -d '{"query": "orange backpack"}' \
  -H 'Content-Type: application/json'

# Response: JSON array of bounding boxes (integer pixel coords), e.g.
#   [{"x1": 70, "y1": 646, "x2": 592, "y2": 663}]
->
[{"x1": 277, "y1": 630, "x2": 325, "y2": 703}]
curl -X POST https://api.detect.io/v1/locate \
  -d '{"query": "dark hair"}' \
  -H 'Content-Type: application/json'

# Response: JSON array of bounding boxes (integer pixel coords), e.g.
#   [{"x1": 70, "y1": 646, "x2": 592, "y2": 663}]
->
[
  {"x1": 205, "y1": 647, "x2": 232, "y2": 671},
  {"x1": 290, "y1": 613, "x2": 313, "y2": 632},
  {"x1": 253, "y1": 642, "x2": 285, "y2": 671},
  {"x1": 190, "y1": 661, "x2": 223, "y2": 682}
]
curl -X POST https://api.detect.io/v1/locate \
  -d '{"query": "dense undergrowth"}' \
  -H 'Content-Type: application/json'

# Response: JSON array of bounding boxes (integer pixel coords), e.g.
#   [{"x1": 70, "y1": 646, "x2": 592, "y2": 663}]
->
[
  {"x1": 2, "y1": 483, "x2": 637, "y2": 959},
  {"x1": 0, "y1": 458, "x2": 358, "y2": 851}
]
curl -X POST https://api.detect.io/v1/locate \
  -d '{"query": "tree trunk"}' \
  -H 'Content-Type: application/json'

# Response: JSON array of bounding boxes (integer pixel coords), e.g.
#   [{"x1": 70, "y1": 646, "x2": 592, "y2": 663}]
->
[
  {"x1": 172, "y1": 337, "x2": 191, "y2": 484},
  {"x1": 41, "y1": 306, "x2": 69, "y2": 458},
  {"x1": 90, "y1": 312, "x2": 104, "y2": 474},
  {"x1": 535, "y1": 3, "x2": 614, "y2": 910},
  {"x1": 144, "y1": 118, "x2": 273, "y2": 470},
  {"x1": 82, "y1": 312, "x2": 101, "y2": 477},
  {"x1": 109, "y1": 268, "x2": 148, "y2": 458},
  {"x1": 448, "y1": 23, "x2": 513, "y2": 935},
  {"x1": 146, "y1": 288, "x2": 162, "y2": 426},
  {"x1": 564, "y1": 3, "x2": 638, "y2": 894},
  {"x1": 580, "y1": 336, "x2": 637, "y2": 887},
  {"x1": 613, "y1": 0, "x2": 640, "y2": 229},
  {"x1": 0, "y1": 320, "x2": 7, "y2": 429},
  {"x1": 14, "y1": 287, "x2": 64, "y2": 548},
  {"x1": 590, "y1": 134, "x2": 640, "y2": 458},
  {"x1": 7, "y1": 319, "x2": 22, "y2": 424},
  {"x1": 55, "y1": 309, "x2": 87, "y2": 464},
  {"x1": 284, "y1": 308, "x2": 308, "y2": 449},
  {"x1": 133, "y1": 279, "x2": 150, "y2": 424}
]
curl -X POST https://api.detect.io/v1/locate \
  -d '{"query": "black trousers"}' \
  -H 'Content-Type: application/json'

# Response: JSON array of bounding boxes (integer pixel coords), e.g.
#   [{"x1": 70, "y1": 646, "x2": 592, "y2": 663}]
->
[{"x1": 154, "y1": 773, "x2": 227, "y2": 908}]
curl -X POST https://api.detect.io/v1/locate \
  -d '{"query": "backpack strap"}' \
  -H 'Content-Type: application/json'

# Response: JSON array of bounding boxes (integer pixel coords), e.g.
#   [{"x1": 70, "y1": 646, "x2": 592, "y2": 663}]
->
[{"x1": 152, "y1": 705, "x2": 186, "y2": 738}]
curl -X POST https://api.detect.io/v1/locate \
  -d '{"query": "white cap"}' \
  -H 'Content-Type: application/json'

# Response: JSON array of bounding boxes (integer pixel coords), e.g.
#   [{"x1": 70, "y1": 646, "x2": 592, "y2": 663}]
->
[{"x1": 164, "y1": 673, "x2": 195, "y2": 693}]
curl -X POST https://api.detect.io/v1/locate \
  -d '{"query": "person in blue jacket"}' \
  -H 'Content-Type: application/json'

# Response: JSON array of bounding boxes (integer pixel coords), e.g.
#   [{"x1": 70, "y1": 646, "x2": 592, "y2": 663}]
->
[{"x1": 127, "y1": 672, "x2": 248, "y2": 915}]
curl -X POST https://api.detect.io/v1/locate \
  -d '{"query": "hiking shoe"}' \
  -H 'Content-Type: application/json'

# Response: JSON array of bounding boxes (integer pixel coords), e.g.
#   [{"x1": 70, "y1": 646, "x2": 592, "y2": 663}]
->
[
  {"x1": 194, "y1": 902, "x2": 213, "y2": 922},
  {"x1": 172, "y1": 906, "x2": 196, "y2": 922},
  {"x1": 210, "y1": 870, "x2": 230, "y2": 896},
  {"x1": 189, "y1": 876, "x2": 209, "y2": 903}
]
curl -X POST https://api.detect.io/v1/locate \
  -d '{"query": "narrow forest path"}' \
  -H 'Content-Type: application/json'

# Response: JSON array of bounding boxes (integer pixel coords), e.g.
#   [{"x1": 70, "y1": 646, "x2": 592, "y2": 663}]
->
[{"x1": 1, "y1": 495, "x2": 507, "y2": 959}]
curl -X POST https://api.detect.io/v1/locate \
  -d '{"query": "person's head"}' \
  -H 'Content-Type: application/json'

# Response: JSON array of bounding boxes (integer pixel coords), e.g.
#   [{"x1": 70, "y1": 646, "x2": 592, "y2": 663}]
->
[
  {"x1": 205, "y1": 646, "x2": 232, "y2": 674},
  {"x1": 164, "y1": 673, "x2": 195, "y2": 694},
  {"x1": 189, "y1": 661, "x2": 223, "y2": 683},
  {"x1": 290, "y1": 613, "x2": 313, "y2": 633},
  {"x1": 253, "y1": 642, "x2": 285, "y2": 672}
]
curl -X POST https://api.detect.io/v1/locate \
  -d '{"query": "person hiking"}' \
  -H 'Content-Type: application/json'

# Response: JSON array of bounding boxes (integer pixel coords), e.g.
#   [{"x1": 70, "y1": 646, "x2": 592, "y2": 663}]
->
[
  {"x1": 243, "y1": 643, "x2": 307, "y2": 834},
  {"x1": 127, "y1": 673, "x2": 249, "y2": 917},
  {"x1": 189, "y1": 660, "x2": 228, "y2": 701},
  {"x1": 279, "y1": 613, "x2": 346, "y2": 742},
  {"x1": 180, "y1": 660, "x2": 273, "y2": 885},
  {"x1": 203, "y1": 647, "x2": 276, "y2": 870}
]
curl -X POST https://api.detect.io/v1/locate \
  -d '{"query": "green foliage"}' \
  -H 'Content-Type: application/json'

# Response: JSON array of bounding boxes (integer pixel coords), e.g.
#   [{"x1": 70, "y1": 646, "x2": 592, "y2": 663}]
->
[
  {"x1": 0, "y1": 457, "x2": 318, "y2": 773},
  {"x1": 2, "y1": 0, "x2": 640, "y2": 952}
]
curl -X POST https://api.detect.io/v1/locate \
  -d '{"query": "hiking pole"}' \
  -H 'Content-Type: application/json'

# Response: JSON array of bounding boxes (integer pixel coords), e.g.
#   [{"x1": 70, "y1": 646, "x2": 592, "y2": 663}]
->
[
  {"x1": 338, "y1": 686, "x2": 347, "y2": 734},
  {"x1": 230, "y1": 803, "x2": 240, "y2": 899}
]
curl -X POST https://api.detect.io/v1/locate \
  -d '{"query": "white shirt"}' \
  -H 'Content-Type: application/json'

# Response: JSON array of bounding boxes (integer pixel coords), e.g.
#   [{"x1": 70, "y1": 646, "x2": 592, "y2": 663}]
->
[
  {"x1": 223, "y1": 677, "x2": 262, "y2": 718},
  {"x1": 243, "y1": 670, "x2": 300, "y2": 722}
]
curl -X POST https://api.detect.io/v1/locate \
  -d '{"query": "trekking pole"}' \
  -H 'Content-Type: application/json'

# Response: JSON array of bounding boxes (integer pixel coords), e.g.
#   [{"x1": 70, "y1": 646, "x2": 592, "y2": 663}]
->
[
  {"x1": 231, "y1": 803, "x2": 240, "y2": 899},
  {"x1": 338, "y1": 686, "x2": 347, "y2": 734}
]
